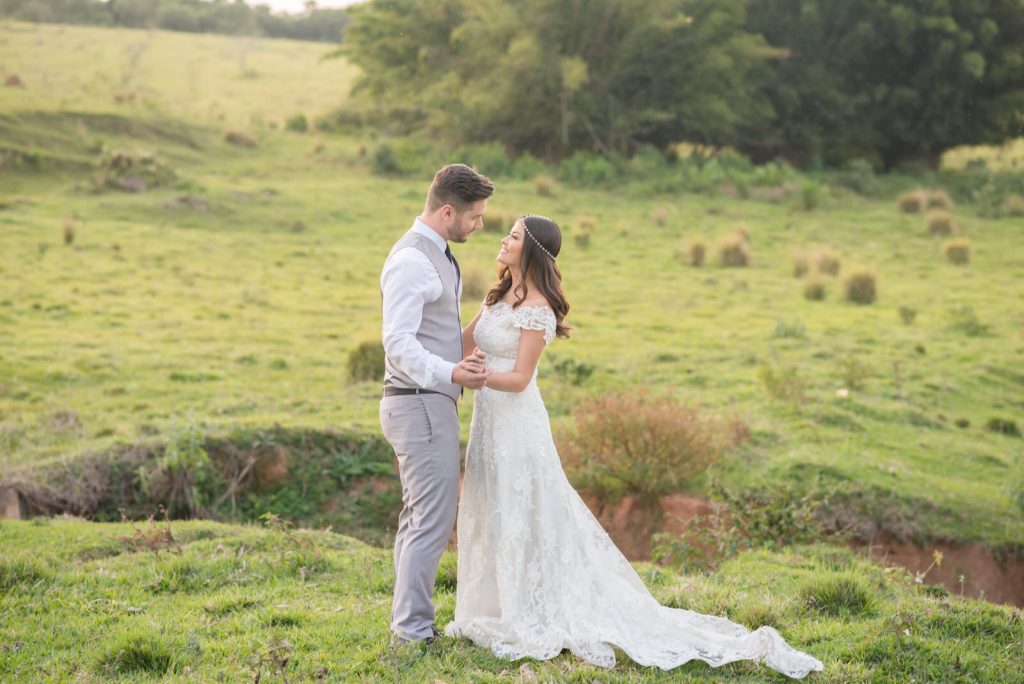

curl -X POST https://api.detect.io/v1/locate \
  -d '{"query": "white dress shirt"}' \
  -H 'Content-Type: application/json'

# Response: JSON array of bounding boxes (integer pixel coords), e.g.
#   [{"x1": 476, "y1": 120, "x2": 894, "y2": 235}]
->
[{"x1": 380, "y1": 219, "x2": 461, "y2": 389}]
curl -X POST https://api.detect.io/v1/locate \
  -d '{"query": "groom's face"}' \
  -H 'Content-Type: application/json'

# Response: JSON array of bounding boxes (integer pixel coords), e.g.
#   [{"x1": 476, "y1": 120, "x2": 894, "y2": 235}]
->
[{"x1": 446, "y1": 199, "x2": 488, "y2": 244}]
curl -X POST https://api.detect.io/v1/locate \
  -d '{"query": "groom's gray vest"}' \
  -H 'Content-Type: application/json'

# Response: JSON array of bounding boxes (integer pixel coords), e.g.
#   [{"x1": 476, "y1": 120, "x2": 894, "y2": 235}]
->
[{"x1": 383, "y1": 231, "x2": 463, "y2": 401}]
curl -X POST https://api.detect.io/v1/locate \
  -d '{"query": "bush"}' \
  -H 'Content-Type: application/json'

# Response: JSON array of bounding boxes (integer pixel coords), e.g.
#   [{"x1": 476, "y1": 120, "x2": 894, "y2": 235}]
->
[
  {"x1": 347, "y1": 340, "x2": 385, "y2": 383},
  {"x1": 558, "y1": 389, "x2": 740, "y2": 501},
  {"x1": 371, "y1": 144, "x2": 401, "y2": 175},
  {"x1": 801, "y1": 182, "x2": 823, "y2": 210},
  {"x1": 717, "y1": 234, "x2": 750, "y2": 267},
  {"x1": 899, "y1": 306, "x2": 917, "y2": 325},
  {"x1": 285, "y1": 114, "x2": 308, "y2": 133},
  {"x1": 986, "y1": 417, "x2": 1020, "y2": 438},
  {"x1": 927, "y1": 210, "x2": 954, "y2": 236},
  {"x1": 943, "y1": 238, "x2": 971, "y2": 265},
  {"x1": 843, "y1": 268, "x2": 877, "y2": 305},
  {"x1": 93, "y1": 149, "x2": 177, "y2": 193},
  {"x1": 812, "y1": 248, "x2": 841, "y2": 276},
  {"x1": 652, "y1": 480, "x2": 835, "y2": 572},
  {"x1": 803, "y1": 278, "x2": 826, "y2": 301},
  {"x1": 224, "y1": 130, "x2": 256, "y2": 148},
  {"x1": 927, "y1": 189, "x2": 953, "y2": 210},
  {"x1": 898, "y1": 190, "x2": 927, "y2": 213},
  {"x1": 1002, "y1": 195, "x2": 1024, "y2": 216},
  {"x1": 533, "y1": 174, "x2": 558, "y2": 197}
]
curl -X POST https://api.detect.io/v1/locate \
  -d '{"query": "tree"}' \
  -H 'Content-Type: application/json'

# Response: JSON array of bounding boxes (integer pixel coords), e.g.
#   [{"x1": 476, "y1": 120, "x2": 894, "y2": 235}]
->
[
  {"x1": 342, "y1": 0, "x2": 778, "y2": 159},
  {"x1": 740, "y1": 0, "x2": 1024, "y2": 169}
]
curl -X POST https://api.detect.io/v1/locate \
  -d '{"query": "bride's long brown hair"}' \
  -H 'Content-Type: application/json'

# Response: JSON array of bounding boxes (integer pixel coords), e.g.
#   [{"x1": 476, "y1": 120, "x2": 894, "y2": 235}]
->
[{"x1": 484, "y1": 215, "x2": 571, "y2": 340}]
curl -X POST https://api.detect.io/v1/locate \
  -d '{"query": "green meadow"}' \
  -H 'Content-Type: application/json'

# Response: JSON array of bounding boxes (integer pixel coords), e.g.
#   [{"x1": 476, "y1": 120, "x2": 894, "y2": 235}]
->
[
  {"x1": 2, "y1": 518, "x2": 1022, "y2": 682},
  {"x1": 1, "y1": 19, "x2": 1024, "y2": 680},
  {"x1": 3, "y1": 21, "x2": 1022, "y2": 546},
  {"x1": 2, "y1": 14, "x2": 1024, "y2": 679}
]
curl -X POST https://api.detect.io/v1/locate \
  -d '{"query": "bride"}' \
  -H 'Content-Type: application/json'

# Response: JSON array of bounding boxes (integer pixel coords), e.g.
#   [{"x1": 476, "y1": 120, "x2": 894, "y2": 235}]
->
[{"x1": 444, "y1": 215, "x2": 824, "y2": 678}]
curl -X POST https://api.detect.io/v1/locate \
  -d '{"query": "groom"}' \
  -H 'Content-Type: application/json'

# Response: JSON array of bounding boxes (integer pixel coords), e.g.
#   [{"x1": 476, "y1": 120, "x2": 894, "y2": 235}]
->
[{"x1": 379, "y1": 164, "x2": 493, "y2": 644}]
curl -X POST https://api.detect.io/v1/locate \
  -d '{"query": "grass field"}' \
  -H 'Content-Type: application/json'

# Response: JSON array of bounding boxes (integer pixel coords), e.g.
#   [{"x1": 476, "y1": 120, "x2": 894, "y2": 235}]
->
[
  {"x1": 2, "y1": 517, "x2": 1022, "y2": 682},
  {"x1": 1, "y1": 22, "x2": 1023, "y2": 552}
]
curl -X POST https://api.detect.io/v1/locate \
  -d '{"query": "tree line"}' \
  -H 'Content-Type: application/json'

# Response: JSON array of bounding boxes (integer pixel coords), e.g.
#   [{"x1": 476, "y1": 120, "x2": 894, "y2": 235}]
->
[
  {"x1": 341, "y1": 0, "x2": 1024, "y2": 170},
  {"x1": 0, "y1": 0, "x2": 348, "y2": 42}
]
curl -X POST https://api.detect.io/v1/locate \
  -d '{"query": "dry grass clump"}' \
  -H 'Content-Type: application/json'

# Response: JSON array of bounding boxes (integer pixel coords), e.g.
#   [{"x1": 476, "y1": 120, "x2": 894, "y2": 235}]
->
[
  {"x1": 793, "y1": 253, "x2": 810, "y2": 278},
  {"x1": 62, "y1": 218, "x2": 76, "y2": 245},
  {"x1": 803, "y1": 278, "x2": 827, "y2": 301},
  {"x1": 717, "y1": 234, "x2": 750, "y2": 267},
  {"x1": 652, "y1": 206, "x2": 668, "y2": 226},
  {"x1": 812, "y1": 248, "x2": 842, "y2": 276},
  {"x1": 346, "y1": 341, "x2": 385, "y2": 383},
  {"x1": 793, "y1": 248, "x2": 840, "y2": 277},
  {"x1": 483, "y1": 211, "x2": 514, "y2": 234},
  {"x1": 843, "y1": 268, "x2": 878, "y2": 305},
  {"x1": 681, "y1": 238, "x2": 706, "y2": 267},
  {"x1": 943, "y1": 238, "x2": 971, "y2": 265},
  {"x1": 1001, "y1": 195, "x2": 1024, "y2": 216},
  {"x1": 533, "y1": 174, "x2": 558, "y2": 197},
  {"x1": 224, "y1": 131, "x2": 256, "y2": 148},
  {"x1": 574, "y1": 216, "x2": 595, "y2": 248},
  {"x1": 927, "y1": 210, "x2": 954, "y2": 236},
  {"x1": 927, "y1": 190, "x2": 953, "y2": 210},
  {"x1": 898, "y1": 189, "x2": 927, "y2": 213}
]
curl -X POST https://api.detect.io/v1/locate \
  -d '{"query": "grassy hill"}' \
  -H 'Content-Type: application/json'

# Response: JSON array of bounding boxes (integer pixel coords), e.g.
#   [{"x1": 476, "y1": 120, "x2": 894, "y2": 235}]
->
[
  {"x1": 1, "y1": 21, "x2": 1023, "y2": 558},
  {"x1": 2, "y1": 518, "x2": 1022, "y2": 682}
]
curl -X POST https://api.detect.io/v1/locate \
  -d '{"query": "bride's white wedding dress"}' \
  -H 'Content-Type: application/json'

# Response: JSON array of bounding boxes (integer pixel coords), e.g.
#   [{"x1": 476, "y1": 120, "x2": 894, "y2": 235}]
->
[{"x1": 444, "y1": 302, "x2": 824, "y2": 678}]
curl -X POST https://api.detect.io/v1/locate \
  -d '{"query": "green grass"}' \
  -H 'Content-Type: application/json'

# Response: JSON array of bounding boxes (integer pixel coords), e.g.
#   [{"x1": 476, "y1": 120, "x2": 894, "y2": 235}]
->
[
  {"x1": 1, "y1": 21, "x2": 1023, "y2": 553},
  {"x1": 2, "y1": 518, "x2": 1022, "y2": 682}
]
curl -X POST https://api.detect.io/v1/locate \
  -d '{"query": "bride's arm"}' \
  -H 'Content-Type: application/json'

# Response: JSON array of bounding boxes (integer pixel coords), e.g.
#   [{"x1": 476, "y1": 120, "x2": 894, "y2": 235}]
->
[
  {"x1": 482, "y1": 329, "x2": 545, "y2": 393},
  {"x1": 461, "y1": 305, "x2": 484, "y2": 359}
]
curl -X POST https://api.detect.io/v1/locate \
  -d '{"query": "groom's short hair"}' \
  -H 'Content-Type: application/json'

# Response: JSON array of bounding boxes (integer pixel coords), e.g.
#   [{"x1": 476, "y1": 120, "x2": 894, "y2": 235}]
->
[{"x1": 427, "y1": 164, "x2": 494, "y2": 212}]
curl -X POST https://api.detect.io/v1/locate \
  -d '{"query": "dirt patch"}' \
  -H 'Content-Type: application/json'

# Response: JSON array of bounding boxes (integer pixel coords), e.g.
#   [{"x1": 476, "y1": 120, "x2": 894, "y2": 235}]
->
[
  {"x1": 853, "y1": 536, "x2": 1024, "y2": 606},
  {"x1": 581, "y1": 493, "x2": 1024, "y2": 606},
  {"x1": 581, "y1": 494, "x2": 711, "y2": 560}
]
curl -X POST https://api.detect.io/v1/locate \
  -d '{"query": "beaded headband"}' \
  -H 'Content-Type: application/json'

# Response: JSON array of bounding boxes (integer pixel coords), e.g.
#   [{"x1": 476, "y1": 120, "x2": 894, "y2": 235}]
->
[{"x1": 519, "y1": 215, "x2": 557, "y2": 261}]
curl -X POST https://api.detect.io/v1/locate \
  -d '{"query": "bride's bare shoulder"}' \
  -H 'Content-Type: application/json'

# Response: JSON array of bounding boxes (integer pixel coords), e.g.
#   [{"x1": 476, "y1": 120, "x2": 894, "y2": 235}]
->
[{"x1": 519, "y1": 297, "x2": 553, "y2": 310}]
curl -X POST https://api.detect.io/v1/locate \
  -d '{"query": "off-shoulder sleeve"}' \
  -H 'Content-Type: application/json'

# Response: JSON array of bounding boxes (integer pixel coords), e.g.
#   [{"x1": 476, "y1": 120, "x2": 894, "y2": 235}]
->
[{"x1": 511, "y1": 306, "x2": 556, "y2": 345}]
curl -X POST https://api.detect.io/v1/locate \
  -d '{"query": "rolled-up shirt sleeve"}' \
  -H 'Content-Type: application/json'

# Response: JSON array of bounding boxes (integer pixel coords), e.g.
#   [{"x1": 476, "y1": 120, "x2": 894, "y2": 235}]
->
[{"x1": 380, "y1": 248, "x2": 457, "y2": 388}]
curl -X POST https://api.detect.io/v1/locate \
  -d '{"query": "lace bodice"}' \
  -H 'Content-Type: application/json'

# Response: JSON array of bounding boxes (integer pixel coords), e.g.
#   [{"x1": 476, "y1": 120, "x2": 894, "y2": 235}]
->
[{"x1": 473, "y1": 302, "x2": 556, "y2": 373}]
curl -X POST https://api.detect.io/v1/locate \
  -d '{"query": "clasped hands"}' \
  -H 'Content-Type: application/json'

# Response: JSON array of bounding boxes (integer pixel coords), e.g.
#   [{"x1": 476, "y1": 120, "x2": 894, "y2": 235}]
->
[{"x1": 453, "y1": 347, "x2": 489, "y2": 389}]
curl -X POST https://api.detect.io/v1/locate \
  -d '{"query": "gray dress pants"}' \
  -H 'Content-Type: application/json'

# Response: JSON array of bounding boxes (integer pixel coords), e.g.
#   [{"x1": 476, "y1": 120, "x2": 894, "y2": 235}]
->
[{"x1": 379, "y1": 393, "x2": 460, "y2": 641}]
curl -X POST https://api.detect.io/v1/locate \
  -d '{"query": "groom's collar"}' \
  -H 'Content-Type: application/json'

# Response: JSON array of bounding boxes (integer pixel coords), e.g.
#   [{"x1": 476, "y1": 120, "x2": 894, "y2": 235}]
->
[{"x1": 412, "y1": 218, "x2": 448, "y2": 252}]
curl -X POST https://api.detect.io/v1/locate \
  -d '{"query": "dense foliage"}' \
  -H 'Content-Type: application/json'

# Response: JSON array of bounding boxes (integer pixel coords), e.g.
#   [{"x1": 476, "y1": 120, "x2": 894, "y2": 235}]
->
[{"x1": 342, "y1": 0, "x2": 1024, "y2": 168}]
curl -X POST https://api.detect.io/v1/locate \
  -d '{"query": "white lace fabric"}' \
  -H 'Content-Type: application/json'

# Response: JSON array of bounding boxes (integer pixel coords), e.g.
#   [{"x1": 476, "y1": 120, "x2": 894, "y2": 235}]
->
[{"x1": 445, "y1": 302, "x2": 824, "y2": 678}]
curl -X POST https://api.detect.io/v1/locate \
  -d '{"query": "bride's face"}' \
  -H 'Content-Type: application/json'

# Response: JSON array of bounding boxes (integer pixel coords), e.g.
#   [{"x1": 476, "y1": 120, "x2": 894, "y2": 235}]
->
[{"x1": 497, "y1": 221, "x2": 525, "y2": 267}]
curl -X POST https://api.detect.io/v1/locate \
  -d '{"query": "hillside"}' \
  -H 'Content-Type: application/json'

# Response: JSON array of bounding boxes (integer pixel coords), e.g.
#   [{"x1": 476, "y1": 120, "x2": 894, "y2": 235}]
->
[
  {"x1": 1, "y1": 20, "x2": 1023, "y2": 583},
  {"x1": 2, "y1": 518, "x2": 1022, "y2": 682}
]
